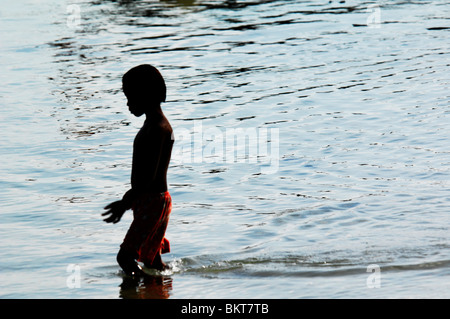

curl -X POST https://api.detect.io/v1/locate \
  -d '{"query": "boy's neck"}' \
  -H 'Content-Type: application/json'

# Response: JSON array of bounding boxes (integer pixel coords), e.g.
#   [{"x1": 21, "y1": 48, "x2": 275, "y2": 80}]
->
[{"x1": 144, "y1": 104, "x2": 164, "y2": 122}]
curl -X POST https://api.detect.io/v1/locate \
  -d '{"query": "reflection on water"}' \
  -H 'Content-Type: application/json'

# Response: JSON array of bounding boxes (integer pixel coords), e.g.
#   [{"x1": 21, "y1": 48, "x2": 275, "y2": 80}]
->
[
  {"x1": 119, "y1": 275, "x2": 173, "y2": 299},
  {"x1": 1, "y1": 0, "x2": 449, "y2": 298}
]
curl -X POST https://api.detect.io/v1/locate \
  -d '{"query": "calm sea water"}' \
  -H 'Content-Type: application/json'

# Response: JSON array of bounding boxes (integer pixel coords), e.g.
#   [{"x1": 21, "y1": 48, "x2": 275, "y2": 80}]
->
[{"x1": 1, "y1": 0, "x2": 449, "y2": 299}]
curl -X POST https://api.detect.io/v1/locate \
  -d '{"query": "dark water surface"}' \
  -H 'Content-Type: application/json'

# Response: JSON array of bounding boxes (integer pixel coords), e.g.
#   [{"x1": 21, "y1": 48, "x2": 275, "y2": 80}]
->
[{"x1": 1, "y1": 0, "x2": 449, "y2": 298}]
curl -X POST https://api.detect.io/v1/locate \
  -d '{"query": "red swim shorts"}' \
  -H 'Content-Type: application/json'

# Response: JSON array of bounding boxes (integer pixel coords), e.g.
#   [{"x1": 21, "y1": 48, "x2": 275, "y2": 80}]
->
[{"x1": 120, "y1": 191, "x2": 172, "y2": 265}]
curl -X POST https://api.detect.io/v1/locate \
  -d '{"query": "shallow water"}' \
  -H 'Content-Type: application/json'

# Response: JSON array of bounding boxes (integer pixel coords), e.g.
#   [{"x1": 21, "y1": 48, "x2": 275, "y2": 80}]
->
[{"x1": 1, "y1": 0, "x2": 449, "y2": 298}]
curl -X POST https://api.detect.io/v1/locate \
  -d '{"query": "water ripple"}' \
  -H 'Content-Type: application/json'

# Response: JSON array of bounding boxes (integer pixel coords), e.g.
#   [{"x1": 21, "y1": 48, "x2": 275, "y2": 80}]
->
[{"x1": 1, "y1": 0, "x2": 449, "y2": 298}]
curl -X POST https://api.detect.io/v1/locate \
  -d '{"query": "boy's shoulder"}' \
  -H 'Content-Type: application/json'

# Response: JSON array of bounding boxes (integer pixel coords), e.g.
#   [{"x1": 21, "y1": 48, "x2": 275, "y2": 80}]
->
[{"x1": 141, "y1": 117, "x2": 172, "y2": 136}]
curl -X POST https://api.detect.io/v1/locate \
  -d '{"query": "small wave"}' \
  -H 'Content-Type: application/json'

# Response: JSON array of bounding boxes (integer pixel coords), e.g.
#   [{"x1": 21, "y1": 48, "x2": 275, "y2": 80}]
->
[{"x1": 163, "y1": 253, "x2": 450, "y2": 279}]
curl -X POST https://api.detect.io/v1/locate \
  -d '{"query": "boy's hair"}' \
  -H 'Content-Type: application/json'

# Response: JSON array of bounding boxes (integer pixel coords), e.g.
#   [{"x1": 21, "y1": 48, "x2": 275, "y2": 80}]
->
[{"x1": 122, "y1": 64, "x2": 166, "y2": 103}]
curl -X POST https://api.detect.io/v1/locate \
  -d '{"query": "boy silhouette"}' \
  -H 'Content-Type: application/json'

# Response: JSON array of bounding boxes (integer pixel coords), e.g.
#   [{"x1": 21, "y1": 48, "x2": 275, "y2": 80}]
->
[{"x1": 102, "y1": 64, "x2": 174, "y2": 275}]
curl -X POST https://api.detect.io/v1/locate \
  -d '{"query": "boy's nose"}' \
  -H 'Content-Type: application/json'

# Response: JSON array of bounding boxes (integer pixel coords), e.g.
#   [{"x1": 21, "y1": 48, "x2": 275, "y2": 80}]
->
[{"x1": 127, "y1": 101, "x2": 136, "y2": 110}]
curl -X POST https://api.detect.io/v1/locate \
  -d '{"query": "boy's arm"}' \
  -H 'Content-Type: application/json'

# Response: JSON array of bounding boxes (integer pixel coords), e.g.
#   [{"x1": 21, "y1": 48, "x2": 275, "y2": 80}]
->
[
  {"x1": 129, "y1": 126, "x2": 167, "y2": 195},
  {"x1": 103, "y1": 125, "x2": 169, "y2": 223},
  {"x1": 102, "y1": 199, "x2": 126, "y2": 223},
  {"x1": 121, "y1": 188, "x2": 135, "y2": 209},
  {"x1": 101, "y1": 189, "x2": 133, "y2": 224}
]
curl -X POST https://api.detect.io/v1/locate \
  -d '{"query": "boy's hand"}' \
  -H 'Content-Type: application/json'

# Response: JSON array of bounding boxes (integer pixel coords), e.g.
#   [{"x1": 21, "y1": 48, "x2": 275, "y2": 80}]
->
[{"x1": 102, "y1": 200, "x2": 127, "y2": 223}]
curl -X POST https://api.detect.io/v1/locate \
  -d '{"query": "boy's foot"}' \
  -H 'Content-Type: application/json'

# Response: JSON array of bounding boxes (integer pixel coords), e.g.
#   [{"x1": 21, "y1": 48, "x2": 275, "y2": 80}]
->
[{"x1": 144, "y1": 254, "x2": 169, "y2": 271}]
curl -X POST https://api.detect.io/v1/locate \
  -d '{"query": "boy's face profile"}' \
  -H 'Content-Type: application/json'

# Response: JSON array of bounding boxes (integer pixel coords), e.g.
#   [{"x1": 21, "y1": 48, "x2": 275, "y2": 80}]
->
[
  {"x1": 122, "y1": 83, "x2": 147, "y2": 117},
  {"x1": 122, "y1": 64, "x2": 167, "y2": 118}
]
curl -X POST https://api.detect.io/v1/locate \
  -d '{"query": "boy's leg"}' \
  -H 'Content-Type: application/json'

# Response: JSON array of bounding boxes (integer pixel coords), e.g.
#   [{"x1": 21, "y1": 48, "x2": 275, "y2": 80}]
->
[{"x1": 117, "y1": 247, "x2": 144, "y2": 276}]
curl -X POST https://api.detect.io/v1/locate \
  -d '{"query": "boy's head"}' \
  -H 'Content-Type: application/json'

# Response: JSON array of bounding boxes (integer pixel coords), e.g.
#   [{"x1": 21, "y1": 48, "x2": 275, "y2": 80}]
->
[{"x1": 122, "y1": 64, "x2": 166, "y2": 117}]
